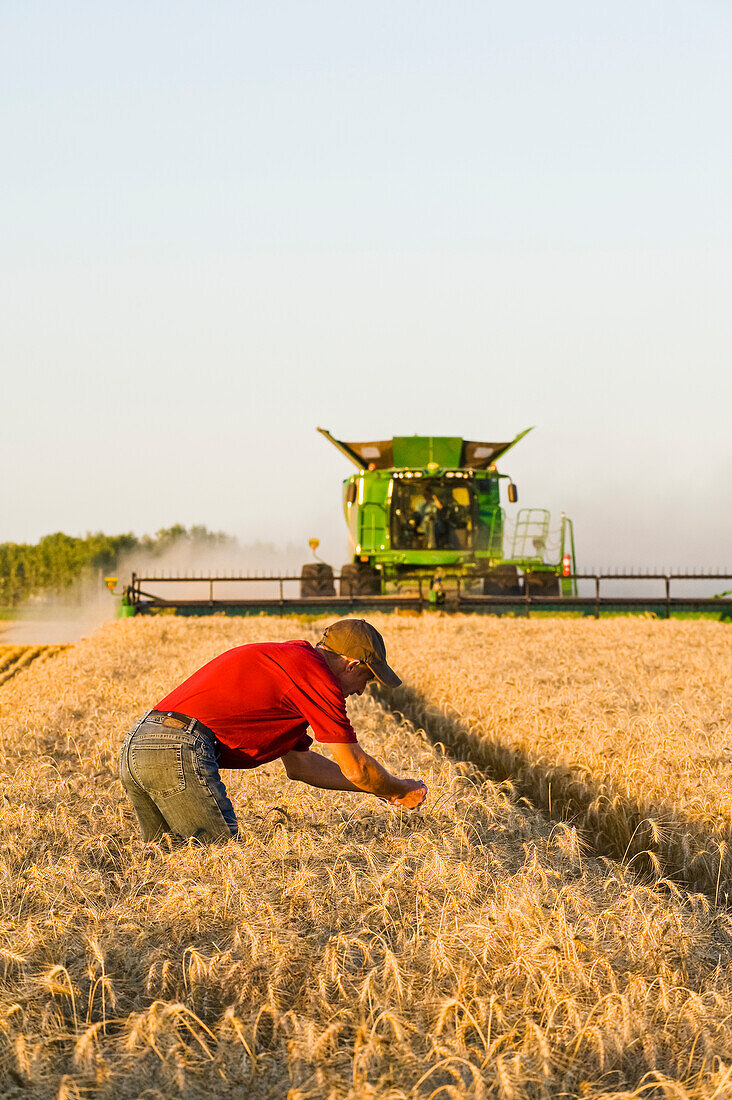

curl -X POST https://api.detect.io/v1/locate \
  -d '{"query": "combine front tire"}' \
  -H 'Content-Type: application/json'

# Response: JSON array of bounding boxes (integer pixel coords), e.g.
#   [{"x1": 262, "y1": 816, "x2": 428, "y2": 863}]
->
[
  {"x1": 524, "y1": 571, "x2": 560, "y2": 596},
  {"x1": 482, "y1": 565, "x2": 521, "y2": 596},
  {"x1": 340, "y1": 562, "x2": 381, "y2": 597},
  {"x1": 300, "y1": 563, "x2": 336, "y2": 598}
]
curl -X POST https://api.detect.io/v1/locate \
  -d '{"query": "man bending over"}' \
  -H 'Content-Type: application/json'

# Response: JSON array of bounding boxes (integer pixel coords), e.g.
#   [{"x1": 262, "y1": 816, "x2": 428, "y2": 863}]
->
[{"x1": 119, "y1": 618, "x2": 427, "y2": 842}]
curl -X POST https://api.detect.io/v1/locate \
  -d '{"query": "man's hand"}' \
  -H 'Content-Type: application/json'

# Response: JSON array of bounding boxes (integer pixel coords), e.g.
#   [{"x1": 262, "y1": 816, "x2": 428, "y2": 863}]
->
[{"x1": 387, "y1": 779, "x2": 427, "y2": 810}]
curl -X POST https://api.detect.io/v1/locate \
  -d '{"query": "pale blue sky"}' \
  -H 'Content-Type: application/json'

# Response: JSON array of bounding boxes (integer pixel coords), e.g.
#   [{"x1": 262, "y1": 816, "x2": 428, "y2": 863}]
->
[{"x1": 2, "y1": 1, "x2": 731, "y2": 569}]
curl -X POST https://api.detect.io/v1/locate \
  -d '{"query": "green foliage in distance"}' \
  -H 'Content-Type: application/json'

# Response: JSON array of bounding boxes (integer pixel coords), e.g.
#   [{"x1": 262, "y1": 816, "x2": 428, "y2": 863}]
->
[{"x1": 0, "y1": 526, "x2": 233, "y2": 606}]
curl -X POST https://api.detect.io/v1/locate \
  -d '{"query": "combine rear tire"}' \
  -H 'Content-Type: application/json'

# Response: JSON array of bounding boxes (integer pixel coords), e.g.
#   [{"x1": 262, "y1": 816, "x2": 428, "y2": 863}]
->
[
  {"x1": 482, "y1": 565, "x2": 521, "y2": 596},
  {"x1": 340, "y1": 562, "x2": 381, "y2": 597},
  {"x1": 524, "y1": 571, "x2": 560, "y2": 596},
  {"x1": 300, "y1": 563, "x2": 336, "y2": 598}
]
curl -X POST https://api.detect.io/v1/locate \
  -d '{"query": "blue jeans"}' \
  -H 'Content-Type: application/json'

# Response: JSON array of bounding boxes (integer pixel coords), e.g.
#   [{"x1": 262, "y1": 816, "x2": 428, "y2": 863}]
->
[{"x1": 119, "y1": 711, "x2": 239, "y2": 843}]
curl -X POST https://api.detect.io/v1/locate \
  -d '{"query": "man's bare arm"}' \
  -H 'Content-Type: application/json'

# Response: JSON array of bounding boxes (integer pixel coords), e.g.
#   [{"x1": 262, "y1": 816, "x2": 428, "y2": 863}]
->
[
  {"x1": 282, "y1": 748, "x2": 364, "y2": 791},
  {"x1": 282, "y1": 744, "x2": 426, "y2": 809},
  {"x1": 324, "y1": 742, "x2": 427, "y2": 808}
]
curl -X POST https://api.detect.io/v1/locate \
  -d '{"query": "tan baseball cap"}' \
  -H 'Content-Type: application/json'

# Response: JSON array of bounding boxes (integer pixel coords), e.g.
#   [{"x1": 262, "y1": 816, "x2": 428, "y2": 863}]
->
[{"x1": 318, "y1": 618, "x2": 402, "y2": 688}]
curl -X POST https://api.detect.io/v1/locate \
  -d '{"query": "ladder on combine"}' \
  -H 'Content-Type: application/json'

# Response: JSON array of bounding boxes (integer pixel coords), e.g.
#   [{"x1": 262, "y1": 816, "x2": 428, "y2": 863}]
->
[{"x1": 509, "y1": 508, "x2": 551, "y2": 562}]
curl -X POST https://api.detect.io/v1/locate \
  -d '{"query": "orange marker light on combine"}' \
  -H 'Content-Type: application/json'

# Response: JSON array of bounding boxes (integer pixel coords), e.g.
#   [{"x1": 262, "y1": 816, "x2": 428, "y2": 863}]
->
[
  {"x1": 104, "y1": 576, "x2": 118, "y2": 592},
  {"x1": 308, "y1": 538, "x2": 320, "y2": 551},
  {"x1": 562, "y1": 554, "x2": 571, "y2": 578}
]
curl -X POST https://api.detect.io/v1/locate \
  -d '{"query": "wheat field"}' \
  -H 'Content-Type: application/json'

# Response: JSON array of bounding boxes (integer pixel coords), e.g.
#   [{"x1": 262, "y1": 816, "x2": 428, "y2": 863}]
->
[
  {"x1": 1, "y1": 615, "x2": 732, "y2": 1098},
  {"x1": 369, "y1": 615, "x2": 732, "y2": 899}
]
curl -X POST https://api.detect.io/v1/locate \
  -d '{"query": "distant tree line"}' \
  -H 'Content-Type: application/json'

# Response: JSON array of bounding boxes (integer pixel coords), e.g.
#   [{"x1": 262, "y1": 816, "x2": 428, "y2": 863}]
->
[{"x1": 0, "y1": 525, "x2": 234, "y2": 607}]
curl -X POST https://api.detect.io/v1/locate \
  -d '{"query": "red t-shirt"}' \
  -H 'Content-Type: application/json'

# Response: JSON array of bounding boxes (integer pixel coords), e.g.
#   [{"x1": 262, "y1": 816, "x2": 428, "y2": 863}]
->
[{"x1": 155, "y1": 640, "x2": 358, "y2": 769}]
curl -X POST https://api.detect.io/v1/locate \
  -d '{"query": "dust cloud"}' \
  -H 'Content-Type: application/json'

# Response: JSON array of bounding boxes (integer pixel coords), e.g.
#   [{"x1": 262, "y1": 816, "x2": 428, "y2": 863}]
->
[
  {"x1": 0, "y1": 574, "x2": 116, "y2": 646},
  {"x1": 116, "y1": 539, "x2": 311, "y2": 603},
  {"x1": 0, "y1": 539, "x2": 315, "y2": 645}
]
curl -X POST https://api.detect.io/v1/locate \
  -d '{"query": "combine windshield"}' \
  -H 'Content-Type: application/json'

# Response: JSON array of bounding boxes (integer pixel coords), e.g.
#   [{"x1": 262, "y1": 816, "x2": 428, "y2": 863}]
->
[{"x1": 390, "y1": 477, "x2": 477, "y2": 551}]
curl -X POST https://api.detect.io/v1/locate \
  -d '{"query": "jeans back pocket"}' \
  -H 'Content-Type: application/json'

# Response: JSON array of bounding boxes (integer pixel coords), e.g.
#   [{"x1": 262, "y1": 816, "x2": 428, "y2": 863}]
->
[{"x1": 130, "y1": 742, "x2": 186, "y2": 797}]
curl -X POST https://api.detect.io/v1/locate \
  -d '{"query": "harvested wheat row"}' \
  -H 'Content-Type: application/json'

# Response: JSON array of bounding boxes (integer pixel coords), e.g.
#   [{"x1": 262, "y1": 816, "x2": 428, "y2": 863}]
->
[
  {"x1": 0, "y1": 645, "x2": 29, "y2": 675},
  {"x1": 363, "y1": 614, "x2": 732, "y2": 898},
  {"x1": 0, "y1": 644, "x2": 66, "y2": 687}
]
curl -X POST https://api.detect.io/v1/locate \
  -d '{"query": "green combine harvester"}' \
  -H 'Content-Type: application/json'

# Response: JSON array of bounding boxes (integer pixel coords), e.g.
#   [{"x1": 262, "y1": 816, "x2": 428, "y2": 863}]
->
[
  {"x1": 302, "y1": 428, "x2": 577, "y2": 604},
  {"x1": 115, "y1": 427, "x2": 731, "y2": 617}
]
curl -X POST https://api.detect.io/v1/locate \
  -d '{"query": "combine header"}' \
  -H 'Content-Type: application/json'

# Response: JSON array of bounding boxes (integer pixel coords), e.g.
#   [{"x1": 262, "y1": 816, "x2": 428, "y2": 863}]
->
[{"x1": 114, "y1": 428, "x2": 732, "y2": 617}]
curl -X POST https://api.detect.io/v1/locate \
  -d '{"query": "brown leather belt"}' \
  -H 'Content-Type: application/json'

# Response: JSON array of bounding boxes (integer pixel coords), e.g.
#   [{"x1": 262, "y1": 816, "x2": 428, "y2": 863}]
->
[{"x1": 146, "y1": 709, "x2": 195, "y2": 730}]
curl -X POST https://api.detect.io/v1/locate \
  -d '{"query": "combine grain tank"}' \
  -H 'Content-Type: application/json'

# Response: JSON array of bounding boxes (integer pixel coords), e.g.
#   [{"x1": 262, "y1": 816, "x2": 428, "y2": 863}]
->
[{"x1": 302, "y1": 428, "x2": 577, "y2": 601}]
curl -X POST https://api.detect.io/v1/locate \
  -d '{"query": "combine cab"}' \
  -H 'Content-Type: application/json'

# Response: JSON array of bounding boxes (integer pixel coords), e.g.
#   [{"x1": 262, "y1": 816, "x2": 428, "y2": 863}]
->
[{"x1": 303, "y1": 428, "x2": 577, "y2": 603}]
